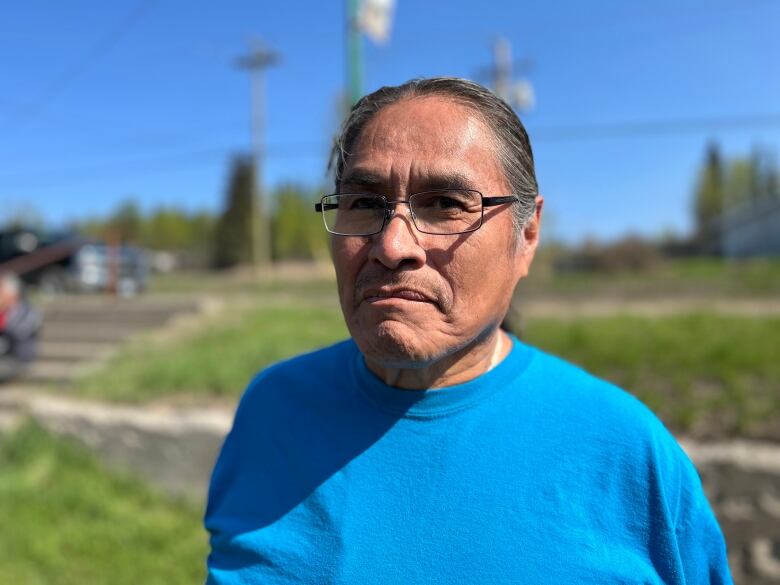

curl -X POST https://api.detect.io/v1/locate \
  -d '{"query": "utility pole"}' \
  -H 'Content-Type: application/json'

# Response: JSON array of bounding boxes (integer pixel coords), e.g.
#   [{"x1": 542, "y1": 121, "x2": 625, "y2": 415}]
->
[
  {"x1": 476, "y1": 37, "x2": 535, "y2": 112},
  {"x1": 235, "y1": 39, "x2": 279, "y2": 267},
  {"x1": 492, "y1": 37, "x2": 513, "y2": 105},
  {"x1": 346, "y1": 0, "x2": 364, "y2": 105},
  {"x1": 345, "y1": 0, "x2": 395, "y2": 106}
]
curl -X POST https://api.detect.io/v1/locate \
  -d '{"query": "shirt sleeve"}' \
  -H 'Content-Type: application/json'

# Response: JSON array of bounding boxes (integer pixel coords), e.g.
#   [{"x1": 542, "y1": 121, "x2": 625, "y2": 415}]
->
[{"x1": 673, "y1": 456, "x2": 734, "y2": 584}]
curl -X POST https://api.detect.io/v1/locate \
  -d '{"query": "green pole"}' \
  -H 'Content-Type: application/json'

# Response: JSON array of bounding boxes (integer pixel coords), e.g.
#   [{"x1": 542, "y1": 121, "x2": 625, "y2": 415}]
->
[{"x1": 347, "y1": 0, "x2": 363, "y2": 105}]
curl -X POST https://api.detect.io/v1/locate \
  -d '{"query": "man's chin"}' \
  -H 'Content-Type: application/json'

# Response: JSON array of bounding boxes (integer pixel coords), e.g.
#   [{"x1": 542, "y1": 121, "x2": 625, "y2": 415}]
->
[{"x1": 350, "y1": 319, "x2": 442, "y2": 369}]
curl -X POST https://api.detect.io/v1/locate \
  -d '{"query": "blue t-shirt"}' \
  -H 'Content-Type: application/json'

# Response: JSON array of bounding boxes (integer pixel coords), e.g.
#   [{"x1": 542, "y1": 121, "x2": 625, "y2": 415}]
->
[{"x1": 205, "y1": 337, "x2": 732, "y2": 584}]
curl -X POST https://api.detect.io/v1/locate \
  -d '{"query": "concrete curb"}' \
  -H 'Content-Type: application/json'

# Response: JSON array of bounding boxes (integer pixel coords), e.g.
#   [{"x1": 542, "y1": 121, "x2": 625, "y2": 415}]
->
[{"x1": 3, "y1": 390, "x2": 780, "y2": 498}]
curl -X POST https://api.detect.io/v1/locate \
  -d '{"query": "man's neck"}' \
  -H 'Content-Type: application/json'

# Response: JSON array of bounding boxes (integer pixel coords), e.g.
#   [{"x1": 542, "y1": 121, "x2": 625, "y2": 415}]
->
[{"x1": 364, "y1": 328, "x2": 512, "y2": 390}]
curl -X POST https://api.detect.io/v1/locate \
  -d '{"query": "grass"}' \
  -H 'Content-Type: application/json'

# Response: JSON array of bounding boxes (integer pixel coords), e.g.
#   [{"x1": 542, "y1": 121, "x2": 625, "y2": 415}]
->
[
  {"x1": 73, "y1": 290, "x2": 779, "y2": 438},
  {"x1": 76, "y1": 303, "x2": 348, "y2": 402},
  {"x1": 0, "y1": 422, "x2": 207, "y2": 585},
  {"x1": 72, "y1": 258, "x2": 780, "y2": 436},
  {"x1": 524, "y1": 313, "x2": 780, "y2": 437}
]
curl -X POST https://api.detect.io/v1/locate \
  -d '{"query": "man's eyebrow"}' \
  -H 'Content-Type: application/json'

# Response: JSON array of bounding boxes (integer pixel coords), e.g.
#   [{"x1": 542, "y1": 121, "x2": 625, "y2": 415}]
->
[
  {"x1": 418, "y1": 171, "x2": 475, "y2": 191},
  {"x1": 340, "y1": 170, "x2": 386, "y2": 189},
  {"x1": 341, "y1": 170, "x2": 478, "y2": 191}
]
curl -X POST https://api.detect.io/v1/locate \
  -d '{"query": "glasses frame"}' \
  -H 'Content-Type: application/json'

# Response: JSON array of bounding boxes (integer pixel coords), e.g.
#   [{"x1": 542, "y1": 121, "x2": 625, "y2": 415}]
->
[{"x1": 314, "y1": 190, "x2": 522, "y2": 236}]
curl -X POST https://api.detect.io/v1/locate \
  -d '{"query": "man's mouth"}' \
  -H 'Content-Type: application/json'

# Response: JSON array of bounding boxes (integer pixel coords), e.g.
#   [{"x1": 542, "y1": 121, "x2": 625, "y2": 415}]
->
[{"x1": 362, "y1": 287, "x2": 436, "y2": 305}]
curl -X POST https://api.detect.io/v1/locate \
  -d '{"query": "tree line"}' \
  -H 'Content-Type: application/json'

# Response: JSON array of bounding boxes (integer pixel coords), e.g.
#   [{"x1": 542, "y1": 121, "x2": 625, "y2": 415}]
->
[
  {"x1": 29, "y1": 142, "x2": 779, "y2": 271},
  {"x1": 74, "y1": 155, "x2": 330, "y2": 268},
  {"x1": 693, "y1": 142, "x2": 779, "y2": 254}
]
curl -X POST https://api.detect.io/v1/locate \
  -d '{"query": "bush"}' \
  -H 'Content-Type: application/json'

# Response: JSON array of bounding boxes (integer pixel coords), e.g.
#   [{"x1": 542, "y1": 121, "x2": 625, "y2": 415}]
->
[{"x1": 557, "y1": 236, "x2": 662, "y2": 273}]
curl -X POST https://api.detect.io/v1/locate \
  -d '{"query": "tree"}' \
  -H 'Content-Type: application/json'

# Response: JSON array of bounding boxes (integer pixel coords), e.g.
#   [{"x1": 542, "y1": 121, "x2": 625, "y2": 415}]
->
[
  {"x1": 767, "y1": 166, "x2": 780, "y2": 201},
  {"x1": 692, "y1": 143, "x2": 780, "y2": 255},
  {"x1": 271, "y1": 184, "x2": 329, "y2": 261},
  {"x1": 750, "y1": 146, "x2": 780, "y2": 201},
  {"x1": 213, "y1": 155, "x2": 256, "y2": 269},
  {"x1": 693, "y1": 142, "x2": 724, "y2": 254},
  {"x1": 109, "y1": 199, "x2": 143, "y2": 243},
  {"x1": 723, "y1": 159, "x2": 754, "y2": 209},
  {"x1": 3, "y1": 202, "x2": 45, "y2": 231},
  {"x1": 139, "y1": 207, "x2": 214, "y2": 251}
]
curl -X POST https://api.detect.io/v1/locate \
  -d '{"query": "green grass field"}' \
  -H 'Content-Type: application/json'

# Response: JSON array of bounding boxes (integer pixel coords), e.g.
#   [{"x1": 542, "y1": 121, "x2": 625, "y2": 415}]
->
[
  {"x1": 524, "y1": 314, "x2": 780, "y2": 437},
  {"x1": 0, "y1": 422, "x2": 206, "y2": 585},
  {"x1": 76, "y1": 304, "x2": 348, "y2": 402},
  {"x1": 73, "y1": 290, "x2": 779, "y2": 438}
]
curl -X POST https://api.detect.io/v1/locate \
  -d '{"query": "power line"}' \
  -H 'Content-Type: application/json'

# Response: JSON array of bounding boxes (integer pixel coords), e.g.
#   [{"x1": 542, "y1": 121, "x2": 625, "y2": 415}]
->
[
  {"x1": 530, "y1": 113, "x2": 780, "y2": 142},
  {"x1": 1, "y1": 112, "x2": 779, "y2": 191},
  {"x1": 0, "y1": 146, "x2": 233, "y2": 181},
  {"x1": 0, "y1": 142, "x2": 330, "y2": 191},
  {"x1": 4, "y1": 0, "x2": 157, "y2": 129}
]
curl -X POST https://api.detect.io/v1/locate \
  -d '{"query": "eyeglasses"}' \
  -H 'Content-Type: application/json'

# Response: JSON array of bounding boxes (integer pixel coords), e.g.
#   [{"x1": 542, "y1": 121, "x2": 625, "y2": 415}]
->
[{"x1": 314, "y1": 190, "x2": 521, "y2": 236}]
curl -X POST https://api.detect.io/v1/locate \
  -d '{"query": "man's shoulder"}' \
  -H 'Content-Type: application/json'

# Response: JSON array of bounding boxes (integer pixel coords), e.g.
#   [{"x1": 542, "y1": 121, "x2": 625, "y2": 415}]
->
[
  {"x1": 521, "y1": 344, "x2": 697, "y2": 485},
  {"x1": 522, "y1": 344, "x2": 673, "y2": 443}
]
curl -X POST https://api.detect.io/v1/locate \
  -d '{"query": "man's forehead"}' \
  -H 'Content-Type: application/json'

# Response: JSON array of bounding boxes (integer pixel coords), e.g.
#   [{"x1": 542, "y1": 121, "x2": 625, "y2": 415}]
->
[
  {"x1": 354, "y1": 97, "x2": 490, "y2": 149},
  {"x1": 341, "y1": 97, "x2": 504, "y2": 191}
]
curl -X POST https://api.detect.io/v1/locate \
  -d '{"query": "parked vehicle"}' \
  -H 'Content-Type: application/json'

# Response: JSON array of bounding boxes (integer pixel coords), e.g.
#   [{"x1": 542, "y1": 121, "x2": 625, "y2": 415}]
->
[{"x1": 0, "y1": 227, "x2": 149, "y2": 295}]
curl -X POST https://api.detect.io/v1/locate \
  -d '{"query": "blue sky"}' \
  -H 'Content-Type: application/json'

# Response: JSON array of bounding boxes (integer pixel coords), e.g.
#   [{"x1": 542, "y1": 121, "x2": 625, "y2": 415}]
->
[{"x1": 1, "y1": 0, "x2": 778, "y2": 243}]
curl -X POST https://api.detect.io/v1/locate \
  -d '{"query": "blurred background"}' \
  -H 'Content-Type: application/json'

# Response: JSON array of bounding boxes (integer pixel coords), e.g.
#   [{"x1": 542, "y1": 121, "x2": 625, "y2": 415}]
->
[{"x1": 1, "y1": 1, "x2": 778, "y2": 583}]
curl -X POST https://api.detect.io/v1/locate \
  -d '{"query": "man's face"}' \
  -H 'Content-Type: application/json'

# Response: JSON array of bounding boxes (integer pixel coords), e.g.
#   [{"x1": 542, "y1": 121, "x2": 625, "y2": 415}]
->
[{"x1": 331, "y1": 96, "x2": 538, "y2": 368}]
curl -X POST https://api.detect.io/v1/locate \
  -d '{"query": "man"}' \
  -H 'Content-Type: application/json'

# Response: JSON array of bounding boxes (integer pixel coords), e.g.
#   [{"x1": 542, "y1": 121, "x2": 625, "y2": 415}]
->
[
  {"x1": 0, "y1": 271, "x2": 42, "y2": 382},
  {"x1": 205, "y1": 77, "x2": 732, "y2": 583}
]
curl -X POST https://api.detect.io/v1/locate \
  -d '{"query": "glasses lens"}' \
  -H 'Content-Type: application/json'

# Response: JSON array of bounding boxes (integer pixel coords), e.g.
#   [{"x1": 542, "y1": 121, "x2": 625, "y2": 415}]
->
[
  {"x1": 322, "y1": 194, "x2": 385, "y2": 235},
  {"x1": 410, "y1": 190, "x2": 483, "y2": 234}
]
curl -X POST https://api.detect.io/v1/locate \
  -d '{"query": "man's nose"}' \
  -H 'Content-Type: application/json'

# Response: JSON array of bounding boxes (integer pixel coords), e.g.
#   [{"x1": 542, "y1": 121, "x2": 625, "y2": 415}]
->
[{"x1": 368, "y1": 203, "x2": 426, "y2": 270}]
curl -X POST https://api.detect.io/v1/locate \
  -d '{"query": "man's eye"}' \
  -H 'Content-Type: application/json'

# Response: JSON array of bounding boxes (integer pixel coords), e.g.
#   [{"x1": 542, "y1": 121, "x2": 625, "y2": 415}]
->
[
  {"x1": 417, "y1": 195, "x2": 468, "y2": 211},
  {"x1": 348, "y1": 197, "x2": 382, "y2": 210},
  {"x1": 435, "y1": 197, "x2": 464, "y2": 209}
]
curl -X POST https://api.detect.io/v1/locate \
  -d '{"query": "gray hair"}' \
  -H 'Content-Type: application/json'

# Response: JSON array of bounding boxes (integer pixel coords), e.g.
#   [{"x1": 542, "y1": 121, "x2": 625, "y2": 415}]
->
[{"x1": 329, "y1": 77, "x2": 538, "y2": 233}]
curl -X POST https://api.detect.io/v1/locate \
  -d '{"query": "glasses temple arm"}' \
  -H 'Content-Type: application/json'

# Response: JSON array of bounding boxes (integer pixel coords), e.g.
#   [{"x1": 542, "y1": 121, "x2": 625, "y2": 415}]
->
[
  {"x1": 482, "y1": 195, "x2": 520, "y2": 207},
  {"x1": 315, "y1": 203, "x2": 341, "y2": 212}
]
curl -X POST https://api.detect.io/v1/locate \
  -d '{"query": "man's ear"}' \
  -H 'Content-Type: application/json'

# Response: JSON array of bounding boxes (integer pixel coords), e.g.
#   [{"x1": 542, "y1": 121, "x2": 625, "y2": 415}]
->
[{"x1": 514, "y1": 195, "x2": 544, "y2": 279}]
